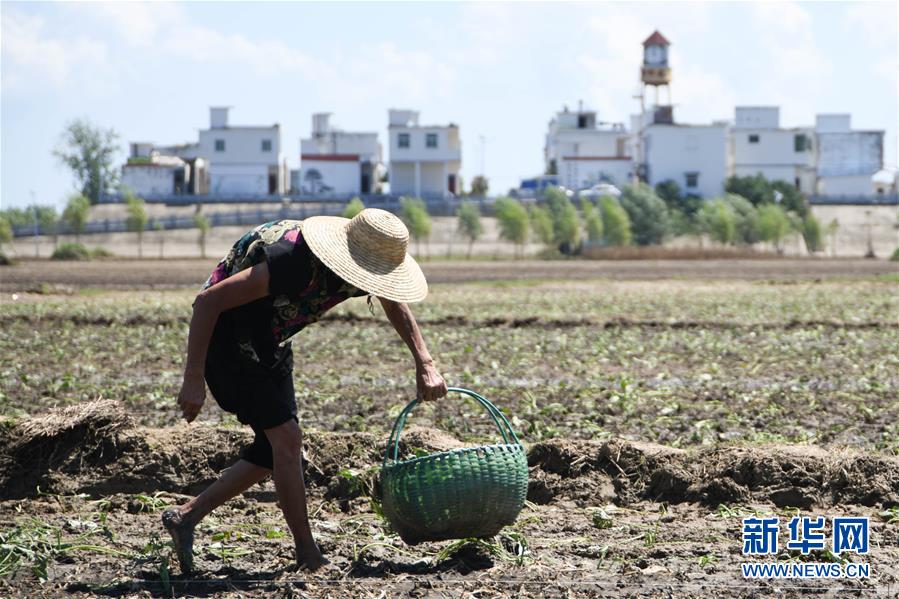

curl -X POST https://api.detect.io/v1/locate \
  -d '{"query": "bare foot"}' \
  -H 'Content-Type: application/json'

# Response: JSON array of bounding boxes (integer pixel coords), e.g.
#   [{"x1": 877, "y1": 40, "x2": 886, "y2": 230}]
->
[
  {"x1": 296, "y1": 544, "x2": 330, "y2": 572},
  {"x1": 162, "y1": 508, "x2": 195, "y2": 574}
]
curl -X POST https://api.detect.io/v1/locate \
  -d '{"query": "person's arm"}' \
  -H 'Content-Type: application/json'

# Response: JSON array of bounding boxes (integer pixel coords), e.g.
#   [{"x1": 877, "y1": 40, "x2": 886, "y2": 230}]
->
[
  {"x1": 178, "y1": 262, "x2": 271, "y2": 422},
  {"x1": 379, "y1": 298, "x2": 448, "y2": 402}
]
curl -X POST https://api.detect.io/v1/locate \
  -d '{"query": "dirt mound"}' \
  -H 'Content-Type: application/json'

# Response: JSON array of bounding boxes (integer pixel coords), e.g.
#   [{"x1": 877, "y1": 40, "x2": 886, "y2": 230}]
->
[
  {"x1": 3, "y1": 402, "x2": 897, "y2": 509},
  {"x1": 527, "y1": 440, "x2": 899, "y2": 509},
  {"x1": 0, "y1": 400, "x2": 132, "y2": 498}
]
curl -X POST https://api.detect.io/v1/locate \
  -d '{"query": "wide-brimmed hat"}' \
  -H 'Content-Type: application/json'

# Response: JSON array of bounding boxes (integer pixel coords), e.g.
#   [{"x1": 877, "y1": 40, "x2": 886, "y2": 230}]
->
[{"x1": 302, "y1": 208, "x2": 428, "y2": 303}]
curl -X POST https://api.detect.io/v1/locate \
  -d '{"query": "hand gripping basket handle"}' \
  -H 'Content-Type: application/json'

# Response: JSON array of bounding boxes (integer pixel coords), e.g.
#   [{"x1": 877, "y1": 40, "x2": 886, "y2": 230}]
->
[{"x1": 382, "y1": 387, "x2": 522, "y2": 467}]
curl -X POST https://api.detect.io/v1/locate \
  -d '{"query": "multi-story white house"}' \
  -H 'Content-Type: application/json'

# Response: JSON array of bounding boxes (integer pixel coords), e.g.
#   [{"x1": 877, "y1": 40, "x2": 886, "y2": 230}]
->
[
  {"x1": 299, "y1": 113, "x2": 383, "y2": 195},
  {"x1": 732, "y1": 107, "x2": 817, "y2": 193},
  {"x1": 814, "y1": 114, "x2": 884, "y2": 196},
  {"x1": 388, "y1": 109, "x2": 461, "y2": 198},
  {"x1": 198, "y1": 107, "x2": 288, "y2": 196},
  {"x1": 634, "y1": 106, "x2": 730, "y2": 198},
  {"x1": 545, "y1": 105, "x2": 632, "y2": 190}
]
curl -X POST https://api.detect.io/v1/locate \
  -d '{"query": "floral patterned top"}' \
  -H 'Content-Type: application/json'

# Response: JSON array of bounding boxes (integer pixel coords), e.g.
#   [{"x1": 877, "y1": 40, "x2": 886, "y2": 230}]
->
[{"x1": 203, "y1": 219, "x2": 367, "y2": 370}]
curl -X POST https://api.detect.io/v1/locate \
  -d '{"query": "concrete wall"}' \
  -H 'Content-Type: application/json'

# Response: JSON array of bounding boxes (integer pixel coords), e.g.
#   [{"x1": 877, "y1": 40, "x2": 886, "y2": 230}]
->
[
  {"x1": 817, "y1": 131, "x2": 882, "y2": 178},
  {"x1": 209, "y1": 165, "x2": 271, "y2": 195},
  {"x1": 817, "y1": 174, "x2": 875, "y2": 196},
  {"x1": 560, "y1": 158, "x2": 632, "y2": 189},
  {"x1": 121, "y1": 166, "x2": 178, "y2": 195},
  {"x1": 733, "y1": 129, "x2": 815, "y2": 169},
  {"x1": 301, "y1": 160, "x2": 360, "y2": 195},
  {"x1": 644, "y1": 124, "x2": 728, "y2": 198}
]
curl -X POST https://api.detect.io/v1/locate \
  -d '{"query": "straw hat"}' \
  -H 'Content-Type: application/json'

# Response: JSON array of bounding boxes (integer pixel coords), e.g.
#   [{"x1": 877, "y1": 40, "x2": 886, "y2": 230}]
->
[{"x1": 302, "y1": 209, "x2": 428, "y2": 303}]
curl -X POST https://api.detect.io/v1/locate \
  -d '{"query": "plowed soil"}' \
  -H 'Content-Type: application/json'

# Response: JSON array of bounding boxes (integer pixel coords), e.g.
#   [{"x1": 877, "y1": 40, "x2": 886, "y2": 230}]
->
[{"x1": 0, "y1": 403, "x2": 896, "y2": 597}]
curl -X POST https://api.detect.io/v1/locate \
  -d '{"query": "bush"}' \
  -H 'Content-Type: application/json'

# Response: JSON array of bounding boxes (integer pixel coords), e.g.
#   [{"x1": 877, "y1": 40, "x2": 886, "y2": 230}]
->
[
  {"x1": 529, "y1": 206, "x2": 554, "y2": 245},
  {"x1": 890, "y1": 247, "x2": 899, "y2": 262},
  {"x1": 91, "y1": 247, "x2": 115, "y2": 259},
  {"x1": 619, "y1": 184, "x2": 670, "y2": 246},
  {"x1": 62, "y1": 194, "x2": 90, "y2": 240},
  {"x1": 456, "y1": 202, "x2": 483, "y2": 259},
  {"x1": 756, "y1": 204, "x2": 792, "y2": 253},
  {"x1": 581, "y1": 199, "x2": 603, "y2": 243},
  {"x1": 801, "y1": 214, "x2": 823, "y2": 254},
  {"x1": 399, "y1": 197, "x2": 432, "y2": 255},
  {"x1": 494, "y1": 197, "x2": 529, "y2": 256},
  {"x1": 543, "y1": 187, "x2": 580, "y2": 252},
  {"x1": 719, "y1": 194, "x2": 760, "y2": 245},
  {"x1": 598, "y1": 195, "x2": 632, "y2": 246},
  {"x1": 51, "y1": 242, "x2": 91, "y2": 261},
  {"x1": 342, "y1": 197, "x2": 365, "y2": 219},
  {"x1": 0, "y1": 252, "x2": 12, "y2": 266},
  {"x1": 697, "y1": 199, "x2": 736, "y2": 245}
]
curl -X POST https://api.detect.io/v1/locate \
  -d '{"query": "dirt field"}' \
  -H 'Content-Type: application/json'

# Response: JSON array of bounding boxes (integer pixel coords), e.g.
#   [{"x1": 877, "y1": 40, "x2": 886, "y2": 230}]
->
[
  {"x1": 1, "y1": 260, "x2": 897, "y2": 597},
  {"x1": 2, "y1": 257, "x2": 897, "y2": 292}
]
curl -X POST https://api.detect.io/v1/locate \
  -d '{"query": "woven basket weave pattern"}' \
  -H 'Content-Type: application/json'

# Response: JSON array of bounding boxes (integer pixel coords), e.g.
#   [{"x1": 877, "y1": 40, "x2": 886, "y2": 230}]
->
[{"x1": 380, "y1": 389, "x2": 529, "y2": 544}]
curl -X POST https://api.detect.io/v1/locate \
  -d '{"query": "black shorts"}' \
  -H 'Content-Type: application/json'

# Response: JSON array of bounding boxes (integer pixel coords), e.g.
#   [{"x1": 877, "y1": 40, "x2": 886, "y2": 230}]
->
[{"x1": 204, "y1": 344, "x2": 297, "y2": 470}]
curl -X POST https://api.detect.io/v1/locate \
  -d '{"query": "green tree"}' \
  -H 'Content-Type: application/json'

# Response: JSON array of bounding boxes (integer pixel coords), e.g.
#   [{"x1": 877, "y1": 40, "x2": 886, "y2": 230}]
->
[
  {"x1": 194, "y1": 212, "x2": 210, "y2": 258},
  {"x1": 53, "y1": 119, "x2": 120, "y2": 204},
  {"x1": 0, "y1": 216, "x2": 13, "y2": 255},
  {"x1": 342, "y1": 197, "x2": 365, "y2": 219},
  {"x1": 719, "y1": 193, "x2": 760, "y2": 245},
  {"x1": 619, "y1": 184, "x2": 670, "y2": 246},
  {"x1": 581, "y1": 198, "x2": 603, "y2": 243},
  {"x1": 770, "y1": 180, "x2": 808, "y2": 217},
  {"x1": 456, "y1": 202, "x2": 483, "y2": 259},
  {"x1": 543, "y1": 187, "x2": 581, "y2": 252},
  {"x1": 801, "y1": 213, "x2": 823, "y2": 254},
  {"x1": 62, "y1": 194, "x2": 90, "y2": 242},
  {"x1": 697, "y1": 199, "x2": 736, "y2": 245},
  {"x1": 529, "y1": 205, "x2": 554, "y2": 245},
  {"x1": 494, "y1": 197, "x2": 530, "y2": 257},
  {"x1": 470, "y1": 175, "x2": 489, "y2": 197},
  {"x1": 655, "y1": 180, "x2": 682, "y2": 209},
  {"x1": 124, "y1": 190, "x2": 148, "y2": 258},
  {"x1": 725, "y1": 174, "x2": 773, "y2": 206},
  {"x1": 599, "y1": 196, "x2": 632, "y2": 246},
  {"x1": 400, "y1": 197, "x2": 432, "y2": 257},
  {"x1": 756, "y1": 204, "x2": 792, "y2": 254}
]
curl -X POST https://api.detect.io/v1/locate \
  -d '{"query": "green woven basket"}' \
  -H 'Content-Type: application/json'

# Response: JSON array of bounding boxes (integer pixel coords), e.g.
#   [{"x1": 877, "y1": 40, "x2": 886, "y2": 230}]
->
[{"x1": 379, "y1": 387, "x2": 528, "y2": 545}]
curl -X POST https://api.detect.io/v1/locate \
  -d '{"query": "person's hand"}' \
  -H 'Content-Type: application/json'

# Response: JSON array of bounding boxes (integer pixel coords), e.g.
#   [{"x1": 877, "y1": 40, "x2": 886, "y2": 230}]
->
[
  {"x1": 416, "y1": 360, "x2": 447, "y2": 402},
  {"x1": 177, "y1": 375, "x2": 206, "y2": 423}
]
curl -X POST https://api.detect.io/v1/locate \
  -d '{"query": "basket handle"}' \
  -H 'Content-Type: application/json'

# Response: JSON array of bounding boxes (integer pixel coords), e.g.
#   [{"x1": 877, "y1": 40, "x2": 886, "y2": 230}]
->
[{"x1": 382, "y1": 387, "x2": 521, "y2": 467}]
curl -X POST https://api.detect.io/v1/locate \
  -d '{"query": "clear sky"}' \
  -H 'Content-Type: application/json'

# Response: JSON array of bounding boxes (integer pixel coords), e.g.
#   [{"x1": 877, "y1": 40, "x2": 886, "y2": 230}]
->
[{"x1": 1, "y1": 1, "x2": 896, "y2": 209}]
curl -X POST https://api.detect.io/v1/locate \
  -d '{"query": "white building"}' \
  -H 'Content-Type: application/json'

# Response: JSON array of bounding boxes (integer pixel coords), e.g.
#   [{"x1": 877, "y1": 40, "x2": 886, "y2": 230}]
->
[
  {"x1": 814, "y1": 114, "x2": 884, "y2": 196},
  {"x1": 197, "y1": 107, "x2": 288, "y2": 196},
  {"x1": 634, "y1": 106, "x2": 730, "y2": 198},
  {"x1": 388, "y1": 109, "x2": 461, "y2": 198},
  {"x1": 732, "y1": 107, "x2": 816, "y2": 193},
  {"x1": 545, "y1": 105, "x2": 632, "y2": 190},
  {"x1": 121, "y1": 142, "x2": 207, "y2": 196},
  {"x1": 299, "y1": 113, "x2": 383, "y2": 195}
]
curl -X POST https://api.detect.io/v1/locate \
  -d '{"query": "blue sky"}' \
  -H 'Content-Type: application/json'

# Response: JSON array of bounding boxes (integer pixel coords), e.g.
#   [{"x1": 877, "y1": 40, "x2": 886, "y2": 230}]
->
[{"x1": 1, "y1": 1, "x2": 896, "y2": 209}]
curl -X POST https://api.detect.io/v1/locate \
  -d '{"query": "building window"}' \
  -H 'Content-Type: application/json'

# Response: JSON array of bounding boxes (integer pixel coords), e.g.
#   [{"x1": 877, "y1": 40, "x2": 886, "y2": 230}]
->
[
  {"x1": 215, "y1": 139, "x2": 225, "y2": 152},
  {"x1": 261, "y1": 139, "x2": 272, "y2": 152},
  {"x1": 794, "y1": 134, "x2": 809, "y2": 152},
  {"x1": 426, "y1": 133, "x2": 438, "y2": 148},
  {"x1": 795, "y1": 177, "x2": 801, "y2": 191},
  {"x1": 748, "y1": 134, "x2": 759, "y2": 144},
  {"x1": 685, "y1": 172, "x2": 699, "y2": 189},
  {"x1": 398, "y1": 133, "x2": 410, "y2": 148}
]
